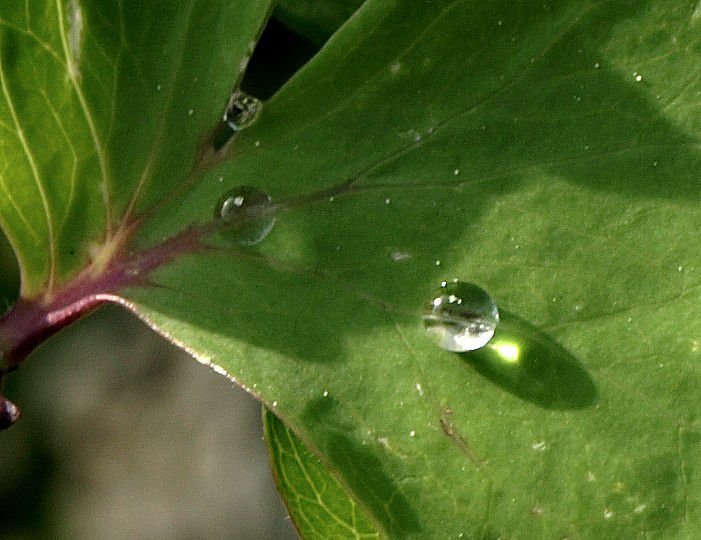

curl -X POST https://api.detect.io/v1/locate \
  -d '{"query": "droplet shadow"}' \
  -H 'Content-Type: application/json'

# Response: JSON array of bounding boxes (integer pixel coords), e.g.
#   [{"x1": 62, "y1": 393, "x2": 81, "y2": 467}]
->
[{"x1": 461, "y1": 311, "x2": 597, "y2": 410}]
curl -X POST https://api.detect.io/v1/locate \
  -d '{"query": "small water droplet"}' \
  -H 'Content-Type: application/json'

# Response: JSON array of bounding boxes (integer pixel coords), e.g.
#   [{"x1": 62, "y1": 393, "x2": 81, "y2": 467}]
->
[
  {"x1": 423, "y1": 280, "x2": 499, "y2": 352},
  {"x1": 409, "y1": 430, "x2": 416, "y2": 437},
  {"x1": 453, "y1": 168, "x2": 460, "y2": 175},
  {"x1": 434, "y1": 260, "x2": 441, "y2": 266},
  {"x1": 594, "y1": 62, "x2": 600, "y2": 68},
  {"x1": 156, "y1": 83, "x2": 162, "y2": 91},
  {"x1": 214, "y1": 186, "x2": 275, "y2": 246},
  {"x1": 391, "y1": 251, "x2": 411, "y2": 262},
  {"x1": 531, "y1": 440, "x2": 547, "y2": 451},
  {"x1": 633, "y1": 503, "x2": 646, "y2": 514},
  {"x1": 0, "y1": 396, "x2": 20, "y2": 430},
  {"x1": 603, "y1": 508, "x2": 614, "y2": 519},
  {"x1": 187, "y1": 108, "x2": 194, "y2": 115},
  {"x1": 322, "y1": 390, "x2": 329, "y2": 397},
  {"x1": 415, "y1": 382, "x2": 423, "y2": 396},
  {"x1": 224, "y1": 89, "x2": 262, "y2": 131},
  {"x1": 385, "y1": 198, "x2": 391, "y2": 204}
]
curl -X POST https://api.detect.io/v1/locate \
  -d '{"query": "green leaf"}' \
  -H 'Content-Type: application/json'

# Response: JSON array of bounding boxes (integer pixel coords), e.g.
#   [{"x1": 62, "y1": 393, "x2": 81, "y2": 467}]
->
[
  {"x1": 264, "y1": 407, "x2": 381, "y2": 539},
  {"x1": 2, "y1": 0, "x2": 700, "y2": 538},
  {"x1": 274, "y1": 0, "x2": 363, "y2": 44},
  {"x1": 0, "y1": 0, "x2": 274, "y2": 296}
]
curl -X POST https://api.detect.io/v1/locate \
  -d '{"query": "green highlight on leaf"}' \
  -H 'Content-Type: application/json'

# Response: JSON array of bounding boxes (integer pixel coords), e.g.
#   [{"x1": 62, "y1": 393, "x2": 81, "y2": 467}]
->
[{"x1": 264, "y1": 407, "x2": 381, "y2": 539}]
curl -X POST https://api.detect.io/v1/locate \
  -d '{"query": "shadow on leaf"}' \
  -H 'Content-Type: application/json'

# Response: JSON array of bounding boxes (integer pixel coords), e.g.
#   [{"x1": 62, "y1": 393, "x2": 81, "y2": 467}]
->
[
  {"x1": 301, "y1": 396, "x2": 422, "y2": 538},
  {"x1": 461, "y1": 311, "x2": 597, "y2": 410}
]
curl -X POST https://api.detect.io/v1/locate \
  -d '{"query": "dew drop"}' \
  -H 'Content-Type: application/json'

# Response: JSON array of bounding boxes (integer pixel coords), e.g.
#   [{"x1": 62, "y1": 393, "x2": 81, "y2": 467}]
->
[
  {"x1": 0, "y1": 396, "x2": 20, "y2": 430},
  {"x1": 214, "y1": 186, "x2": 275, "y2": 246},
  {"x1": 212, "y1": 90, "x2": 263, "y2": 151},
  {"x1": 224, "y1": 89, "x2": 262, "y2": 131},
  {"x1": 423, "y1": 280, "x2": 499, "y2": 352}
]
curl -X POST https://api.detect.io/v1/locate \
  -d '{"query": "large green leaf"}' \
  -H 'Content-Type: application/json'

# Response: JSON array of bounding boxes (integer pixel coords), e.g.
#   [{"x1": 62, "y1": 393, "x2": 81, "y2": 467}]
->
[{"x1": 1, "y1": 0, "x2": 700, "y2": 538}]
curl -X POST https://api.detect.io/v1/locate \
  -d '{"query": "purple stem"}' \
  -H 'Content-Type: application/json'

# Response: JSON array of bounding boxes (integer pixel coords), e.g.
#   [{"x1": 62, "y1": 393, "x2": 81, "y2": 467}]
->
[{"x1": 0, "y1": 223, "x2": 213, "y2": 374}]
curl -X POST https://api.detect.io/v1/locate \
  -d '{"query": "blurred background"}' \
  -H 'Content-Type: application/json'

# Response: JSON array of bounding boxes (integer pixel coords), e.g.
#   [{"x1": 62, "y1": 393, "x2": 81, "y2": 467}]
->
[{"x1": 0, "y1": 9, "x2": 342, "y2": 540}]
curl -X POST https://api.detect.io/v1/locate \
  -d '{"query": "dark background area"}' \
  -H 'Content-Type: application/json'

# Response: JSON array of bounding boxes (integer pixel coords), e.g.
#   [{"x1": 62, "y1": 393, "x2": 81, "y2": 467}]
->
[{"x1": 0, "y1": 14, "x2": 324, "y2": 540}]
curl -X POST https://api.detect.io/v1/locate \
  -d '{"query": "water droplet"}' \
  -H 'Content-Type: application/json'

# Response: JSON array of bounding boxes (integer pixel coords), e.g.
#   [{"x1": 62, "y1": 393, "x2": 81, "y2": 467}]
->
[
  {"x1": 391, "y1": 251, "x2": 411, "y2": 262},
  {"x1": 423, "y1": 280, "x2": 499, "y2": 352},
  {"x1": 322, "y1": 390, "x2": 329, "y2": 397},
  {"x1": 531, "y1": 440, "x2": 547, "y2": 451},
  {"x1": 409, "y1": 430, "x2": 416, "y2": 437},
  {"x1": 187, "y1": 108, "x2": 194, "y2": 116},
  {"x1": 0, "y1": 396, "x2": 20, "y2": 430},
  {"x1": 453, "y1": 168, "x2": 460, "y2": 175},
  {"x1": 385, "y1": 198, "x2": 391, "y2": 204},
  {"x1": 224, "y1": 89, "x2": 262, "y2": 131},
  {"x1": 603, "y1": 508, "x2": 614, "y2": 519},
  {"x1": 272, "y1": 401, "x2": 278, "y2": 407},
  {"x1": 214, "y1": 186, "x2": 275, "y2": 246},
  {"x1": 594, "y1": 62, "x2": 600, "y2": 68}
]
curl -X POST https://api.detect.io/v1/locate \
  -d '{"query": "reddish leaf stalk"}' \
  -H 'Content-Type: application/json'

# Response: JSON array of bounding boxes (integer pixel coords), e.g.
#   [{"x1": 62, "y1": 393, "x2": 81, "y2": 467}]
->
[{"x1": 0, "y1": 223, "x2": 214, "y2": 428}]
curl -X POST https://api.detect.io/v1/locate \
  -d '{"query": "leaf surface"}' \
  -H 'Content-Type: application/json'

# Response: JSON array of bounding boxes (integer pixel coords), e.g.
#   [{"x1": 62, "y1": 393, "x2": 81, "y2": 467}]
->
[
  {"x1": 2, "y1": 0, "x2": 700, "y2": 538},
  {"x1": 274, "y1": 0, "x2": 363, "y2": 44}
]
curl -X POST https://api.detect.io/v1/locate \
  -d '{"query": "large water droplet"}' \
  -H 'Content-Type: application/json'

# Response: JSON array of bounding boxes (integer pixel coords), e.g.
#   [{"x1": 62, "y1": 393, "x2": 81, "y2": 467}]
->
[
  {"x1": 0, "y1": 396, "x2": 20, "y2": 430},
  {"x1": 214, "y1": 186, "x2": 275, "y2": 246},
  {"x1": 423, "y1": 280, "x2": 499, "y2": 352}
]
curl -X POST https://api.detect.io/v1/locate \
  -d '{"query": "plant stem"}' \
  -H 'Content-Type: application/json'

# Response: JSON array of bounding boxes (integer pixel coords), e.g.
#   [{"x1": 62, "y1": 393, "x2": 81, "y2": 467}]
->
[{"x1": 0, "y1": 223, "x2": 211, "y2": 378}]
